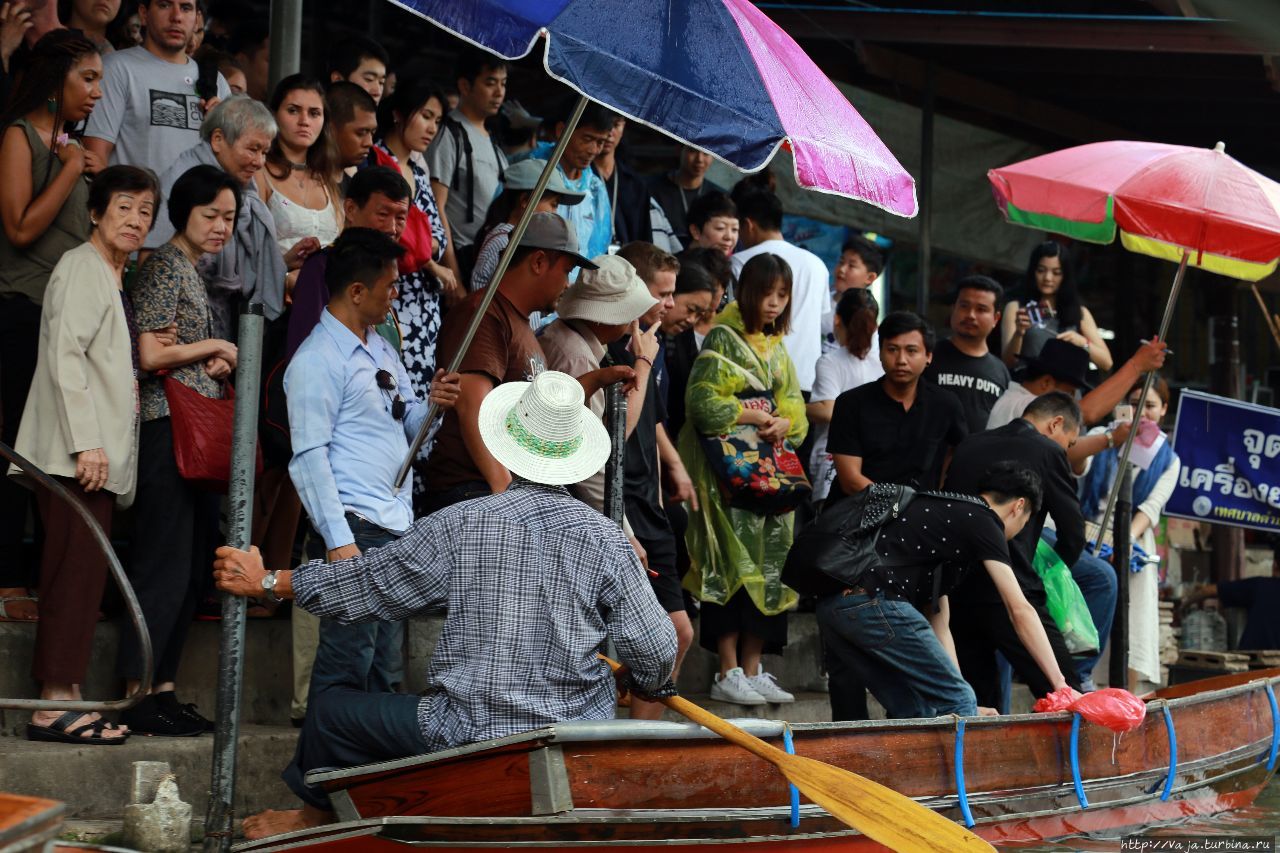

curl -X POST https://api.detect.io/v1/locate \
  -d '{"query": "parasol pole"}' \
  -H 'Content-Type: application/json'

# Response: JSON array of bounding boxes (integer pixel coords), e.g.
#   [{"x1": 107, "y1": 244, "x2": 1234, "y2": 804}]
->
[
  {"x1": 1248, "y1": 283, "x2": 1280, "y2": 352},
  {"x1": 1093, "y1": 251, "x2": 1189, "y2": 555},
  {"x1": 395, "y1": 94, "x2": 590, "y2": 489}
]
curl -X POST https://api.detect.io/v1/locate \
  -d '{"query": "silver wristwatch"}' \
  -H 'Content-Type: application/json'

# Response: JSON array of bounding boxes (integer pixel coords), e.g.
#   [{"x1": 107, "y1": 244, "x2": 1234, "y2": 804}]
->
[{"x1": 260, "y1": 570, "x2": 281, "y2": 604}]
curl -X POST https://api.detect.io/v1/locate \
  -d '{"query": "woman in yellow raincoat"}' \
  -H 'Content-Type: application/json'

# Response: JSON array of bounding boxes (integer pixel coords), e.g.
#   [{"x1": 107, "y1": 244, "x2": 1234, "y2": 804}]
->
[{"x1": 680, "y1": 253, "x2": 807, "y2": 705}]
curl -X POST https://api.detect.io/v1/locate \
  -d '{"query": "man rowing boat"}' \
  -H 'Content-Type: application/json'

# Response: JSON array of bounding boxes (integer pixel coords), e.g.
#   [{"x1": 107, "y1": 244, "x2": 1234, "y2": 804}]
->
[{"x1": 214, "y1": 370, "x2": 678, "y2": 839}]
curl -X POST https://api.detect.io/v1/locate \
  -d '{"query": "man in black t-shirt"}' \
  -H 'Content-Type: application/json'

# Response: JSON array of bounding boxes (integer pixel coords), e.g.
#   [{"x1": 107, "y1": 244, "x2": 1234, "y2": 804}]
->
[
  {"x1": 944, "y1": 392, "x2": 1087, "y2": 707},
  {"x1": 828, "y1": 312, "x2": 967, "y2": 499},
  {"x1": 925, "y1": 276, "x2": 1011, "y2": 434},
  {"x1": 815, "y1": 462, "x2": 1070, "y2": 720}
]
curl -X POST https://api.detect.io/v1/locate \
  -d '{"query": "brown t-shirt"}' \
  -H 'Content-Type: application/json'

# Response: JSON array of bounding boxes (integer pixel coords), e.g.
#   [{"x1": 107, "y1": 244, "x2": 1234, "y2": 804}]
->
[{"x1": 425, "y1": 289, "x2": 546, "y2": 490}]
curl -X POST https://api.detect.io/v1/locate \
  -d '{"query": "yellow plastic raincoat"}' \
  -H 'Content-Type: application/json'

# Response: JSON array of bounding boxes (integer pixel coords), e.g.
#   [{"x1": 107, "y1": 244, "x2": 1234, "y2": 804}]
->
[{"x1": 679, "y1": 303, "x2": 808, "y2": 616}]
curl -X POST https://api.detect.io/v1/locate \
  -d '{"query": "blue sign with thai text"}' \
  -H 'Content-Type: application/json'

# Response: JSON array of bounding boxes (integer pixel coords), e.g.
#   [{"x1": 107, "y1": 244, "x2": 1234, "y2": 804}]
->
[{"x1": 1166, "y1": 390, "x2": 1280, "y2": 533}]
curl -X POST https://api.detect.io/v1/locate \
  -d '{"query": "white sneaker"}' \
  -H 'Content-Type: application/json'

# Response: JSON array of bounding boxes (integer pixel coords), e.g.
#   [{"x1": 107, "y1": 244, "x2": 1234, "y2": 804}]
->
[
  {"x1": 710, "y1": 667, "x2": 767, "y2": 705},
  {"x1": 749, "y1": 667, "x2": 796, "y2": 704}
]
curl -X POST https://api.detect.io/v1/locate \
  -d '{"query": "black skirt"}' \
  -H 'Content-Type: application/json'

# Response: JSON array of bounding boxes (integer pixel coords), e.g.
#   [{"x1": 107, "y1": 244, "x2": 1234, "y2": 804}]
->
[{"x1": 698, "y1": 588, "x2": 788, "y2": 655}]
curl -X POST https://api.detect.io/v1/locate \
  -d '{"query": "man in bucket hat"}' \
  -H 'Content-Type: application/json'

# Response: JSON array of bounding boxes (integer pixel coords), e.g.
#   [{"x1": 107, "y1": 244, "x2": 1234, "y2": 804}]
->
[
  {"x1": 213, "y1": 370, "x2": 678, "y2": 840},
  {"x1": 540, "y1": 254, "x2": 659, "y2": 526}
]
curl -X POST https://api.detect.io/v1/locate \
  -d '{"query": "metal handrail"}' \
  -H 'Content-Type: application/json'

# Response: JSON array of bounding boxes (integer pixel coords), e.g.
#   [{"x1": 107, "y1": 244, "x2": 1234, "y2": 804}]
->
[{"x1": 0, "y1": 439, "x2": 152, "y2": 711}]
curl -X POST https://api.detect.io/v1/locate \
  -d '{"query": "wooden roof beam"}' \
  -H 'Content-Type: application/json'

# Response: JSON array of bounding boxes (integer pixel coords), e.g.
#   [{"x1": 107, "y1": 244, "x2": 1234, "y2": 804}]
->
[{"x1": 765, "y1": 7, "x2": 1260, "y2": 55}]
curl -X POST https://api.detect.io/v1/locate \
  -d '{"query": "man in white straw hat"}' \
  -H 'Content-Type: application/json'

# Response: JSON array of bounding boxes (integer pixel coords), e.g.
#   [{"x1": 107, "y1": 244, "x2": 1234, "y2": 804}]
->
[
  {"x1": 541, "y1": 254, "x2": 660, "y2": 531},
  {"x1": 213, "y1": 370, "x2": 678, "y2": 841}
]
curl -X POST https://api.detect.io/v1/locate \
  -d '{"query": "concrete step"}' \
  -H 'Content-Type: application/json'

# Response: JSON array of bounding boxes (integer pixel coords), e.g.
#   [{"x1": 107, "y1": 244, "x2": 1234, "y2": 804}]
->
[
  {"x1": 0, "y1": 725, "x2": 298, "y2": 821},
  {"x1": 0, "y1": 619, "x2": 294, "y2": 735}
]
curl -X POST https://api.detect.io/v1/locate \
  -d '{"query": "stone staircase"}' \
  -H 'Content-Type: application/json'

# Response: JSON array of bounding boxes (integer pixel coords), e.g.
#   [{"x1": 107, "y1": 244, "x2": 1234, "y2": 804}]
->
[{"x1": 0, "y1": 611, "x2": 1032, "y2": 823}]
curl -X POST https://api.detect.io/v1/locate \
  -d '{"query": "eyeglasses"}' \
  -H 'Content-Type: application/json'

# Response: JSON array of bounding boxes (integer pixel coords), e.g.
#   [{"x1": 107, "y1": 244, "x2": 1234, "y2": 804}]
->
[{"x1": 375, "y1": 369, "x2": 405, "y2": 421}]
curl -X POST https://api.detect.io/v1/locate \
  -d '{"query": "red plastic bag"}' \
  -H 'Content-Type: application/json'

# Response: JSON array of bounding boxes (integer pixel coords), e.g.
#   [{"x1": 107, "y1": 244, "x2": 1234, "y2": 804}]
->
[
  {"x1": 1033, "y1": 686, "x2": 1082, "y2": 713},
  {"x1": 1070, "y1": 688, "x2": 1147, "y2": 733},
  {"x1": 1033, "y1": 686, "x2": 1147, "y2": 733}
]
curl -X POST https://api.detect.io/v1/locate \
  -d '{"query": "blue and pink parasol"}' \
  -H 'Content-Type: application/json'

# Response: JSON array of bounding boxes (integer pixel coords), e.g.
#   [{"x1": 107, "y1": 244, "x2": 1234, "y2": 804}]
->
[{"x1": 386, "y1": 0, "x2": 918, "y2": 218}]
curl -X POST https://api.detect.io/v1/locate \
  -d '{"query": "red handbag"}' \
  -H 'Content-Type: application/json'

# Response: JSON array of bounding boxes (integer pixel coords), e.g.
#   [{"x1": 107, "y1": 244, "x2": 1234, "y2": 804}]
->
[{"x1": 164, "y1": 377, "x2": 264, "y2": 493}]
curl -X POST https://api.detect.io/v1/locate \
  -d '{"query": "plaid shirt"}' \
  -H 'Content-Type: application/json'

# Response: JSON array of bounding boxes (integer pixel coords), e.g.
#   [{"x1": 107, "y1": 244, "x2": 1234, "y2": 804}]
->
[{"x1": 292, "y1": 480, "x2": 677, "y2": 751}]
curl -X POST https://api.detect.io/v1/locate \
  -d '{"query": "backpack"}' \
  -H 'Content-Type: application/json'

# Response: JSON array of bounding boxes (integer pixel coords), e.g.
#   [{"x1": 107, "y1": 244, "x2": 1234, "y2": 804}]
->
[
  {"x1": 782, "y1": 483, "x2": 916, "y2": 595},
  {"x1": 442, "y1": 115, "x2": 506, "y2": 226}
]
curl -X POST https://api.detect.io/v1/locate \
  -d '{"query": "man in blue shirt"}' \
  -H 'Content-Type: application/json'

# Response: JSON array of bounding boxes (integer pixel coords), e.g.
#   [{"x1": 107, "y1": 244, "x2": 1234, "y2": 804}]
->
[
  {"x1": 285, "y1": 228, "x2": 460, "y2": 701},
  {"x1": 517, "y1": 100, "x2": 617, "y2": 263}
]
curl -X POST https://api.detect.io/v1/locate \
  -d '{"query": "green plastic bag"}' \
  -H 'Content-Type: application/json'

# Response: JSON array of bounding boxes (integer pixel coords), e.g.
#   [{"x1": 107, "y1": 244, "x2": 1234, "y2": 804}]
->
[{"x1": 1033, "y1": 539, "x2": 1100, "y2": 656}]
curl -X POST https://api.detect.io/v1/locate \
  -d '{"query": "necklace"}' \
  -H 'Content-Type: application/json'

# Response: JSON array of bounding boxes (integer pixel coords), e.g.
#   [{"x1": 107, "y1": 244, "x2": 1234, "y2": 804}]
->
[{"x1": 288, "y1": 160, "x2": 307, "y2": 171}]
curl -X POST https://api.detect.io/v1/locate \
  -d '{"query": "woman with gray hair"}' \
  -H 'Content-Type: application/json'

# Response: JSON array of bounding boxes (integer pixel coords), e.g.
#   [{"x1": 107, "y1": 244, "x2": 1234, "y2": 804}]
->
[{"x1": 146, "y1": 95, "x2": 303, "y2": 338}]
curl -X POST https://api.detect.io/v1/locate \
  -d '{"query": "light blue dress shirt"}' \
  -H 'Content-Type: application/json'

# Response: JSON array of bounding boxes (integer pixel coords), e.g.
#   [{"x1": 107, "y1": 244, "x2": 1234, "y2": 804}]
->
[{"x1": 286, "y1": 308, "x2": 427, "y2": 550}]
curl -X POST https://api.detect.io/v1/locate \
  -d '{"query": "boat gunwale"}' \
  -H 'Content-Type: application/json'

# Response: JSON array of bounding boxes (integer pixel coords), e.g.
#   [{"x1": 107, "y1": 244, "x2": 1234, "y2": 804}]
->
[
  {"x1": 232, "y1": 762, "x2": 1276, "y2": 852},
  {"x1": 305, "y1": 671, "x2": 1280, "y2": 788}
]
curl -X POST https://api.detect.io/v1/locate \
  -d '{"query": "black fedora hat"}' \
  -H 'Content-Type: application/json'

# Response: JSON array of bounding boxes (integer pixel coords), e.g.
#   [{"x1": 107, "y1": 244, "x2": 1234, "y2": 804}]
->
[{"x1": 1014, "y1": 338, "x2": 1095, "y2": 391}]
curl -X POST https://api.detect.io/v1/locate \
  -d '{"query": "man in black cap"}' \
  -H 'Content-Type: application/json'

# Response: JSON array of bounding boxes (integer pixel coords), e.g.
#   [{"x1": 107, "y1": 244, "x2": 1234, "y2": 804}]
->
[
  {"x1": 990, "y1": 337, "x2": 1170, "y2": 434},
  {"x1": 422, "y1": 213, "x2": 605, "y2": 511},
  {"x1": 945, "y1": 391, "x2": 1087, "y2": 707}
]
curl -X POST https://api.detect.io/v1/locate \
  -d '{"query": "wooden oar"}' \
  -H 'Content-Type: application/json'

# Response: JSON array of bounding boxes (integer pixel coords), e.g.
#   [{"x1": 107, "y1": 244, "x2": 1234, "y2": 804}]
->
[{"x1": 598, "y1": 655, "x2": 992, "y2": 852}]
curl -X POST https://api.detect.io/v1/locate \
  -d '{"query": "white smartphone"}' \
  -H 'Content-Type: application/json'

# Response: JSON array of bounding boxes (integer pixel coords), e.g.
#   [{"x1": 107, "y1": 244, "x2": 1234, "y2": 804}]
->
[{"x1": 1114, "y1": 404, "x2": 1135, "y2": 423}]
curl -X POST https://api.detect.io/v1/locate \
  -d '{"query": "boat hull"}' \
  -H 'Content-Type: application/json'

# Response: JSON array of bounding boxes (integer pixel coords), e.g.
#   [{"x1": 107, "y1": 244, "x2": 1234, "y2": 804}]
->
[{"x1": 234, "y1": 669, "x2": 1280, "y2": 851}]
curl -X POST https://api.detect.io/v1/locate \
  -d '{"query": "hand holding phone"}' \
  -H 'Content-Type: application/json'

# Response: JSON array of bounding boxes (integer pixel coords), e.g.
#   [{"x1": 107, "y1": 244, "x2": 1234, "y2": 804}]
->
[{"x1": 1114, "y1": 404, "x2": 1134, "y2": 424}]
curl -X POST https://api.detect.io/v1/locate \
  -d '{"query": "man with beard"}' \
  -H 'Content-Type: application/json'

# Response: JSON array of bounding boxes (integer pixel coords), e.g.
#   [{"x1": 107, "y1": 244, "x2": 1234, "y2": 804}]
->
[
  {"x1": 421, "y1": 214, "x2": 600, "y2": 511},
  {"x1": 86, "y1": 0, "x2": 231, "y2": 169},
  {"x1": 925, "y1": 275, "x2": 1011, "y2": 433}
]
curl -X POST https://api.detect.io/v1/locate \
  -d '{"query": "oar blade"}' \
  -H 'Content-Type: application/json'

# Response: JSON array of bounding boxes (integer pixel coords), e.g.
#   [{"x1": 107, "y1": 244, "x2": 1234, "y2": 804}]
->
[{"x1": 780, "y1": 752, "x2": 993, "y2": 852}]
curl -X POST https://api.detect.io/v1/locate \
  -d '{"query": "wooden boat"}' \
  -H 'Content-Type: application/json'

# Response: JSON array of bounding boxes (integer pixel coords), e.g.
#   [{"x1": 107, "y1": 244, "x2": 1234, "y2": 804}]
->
[
  {"x1": 234, "y1": 669, "x2": 1280, "y2": 851},
  {"x1": 0, "y1": 792, "x2": 135, "y2": 853}
]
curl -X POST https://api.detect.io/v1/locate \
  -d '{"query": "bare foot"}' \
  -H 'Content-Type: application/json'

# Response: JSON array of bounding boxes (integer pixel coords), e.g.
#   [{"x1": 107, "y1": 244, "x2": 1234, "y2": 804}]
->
[{"x1": 242, "y1": 805, "x2": 333, "y2": 840}]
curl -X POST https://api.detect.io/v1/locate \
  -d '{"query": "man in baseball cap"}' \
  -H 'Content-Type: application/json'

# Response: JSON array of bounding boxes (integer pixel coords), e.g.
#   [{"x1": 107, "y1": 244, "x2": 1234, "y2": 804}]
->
[{"x1": 422, "y1": 213, "x2": 602, "y2": 512}]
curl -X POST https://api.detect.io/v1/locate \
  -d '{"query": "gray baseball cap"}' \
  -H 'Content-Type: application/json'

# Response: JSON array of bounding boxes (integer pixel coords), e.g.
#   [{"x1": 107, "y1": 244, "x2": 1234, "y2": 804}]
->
[
  {"x1": 516, "y1": 213, "x2": 599, "y2": 270},
  {"x1": 504, "y1": 159, "x2": 586, "y2": 206}
]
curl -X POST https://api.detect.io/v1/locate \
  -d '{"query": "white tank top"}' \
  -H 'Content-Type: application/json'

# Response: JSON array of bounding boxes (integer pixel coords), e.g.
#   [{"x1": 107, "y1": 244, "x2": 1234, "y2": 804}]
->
[{"x1": 265, "y1": 173, "x2": 341, "y2": 254}]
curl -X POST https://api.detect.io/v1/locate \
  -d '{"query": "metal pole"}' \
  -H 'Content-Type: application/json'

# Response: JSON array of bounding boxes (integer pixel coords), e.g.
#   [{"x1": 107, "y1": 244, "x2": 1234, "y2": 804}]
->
[
  {"x1": 1093, "y1": 252, "x2": 1189, "y2": 555},
  {"x1": 267, "y1": 0, "x2": 303, "y2": 95},
  {"x1": 1108, "y1": 467, "x2": 1133, "y2": 687},
  {"x1": 0, "y1": 441, "x2": 152, "y2": 711},
  {"x1": 396, "y1": 94, "x2": 591, "y2": 488},
  {"x1": 916, "y1": 60, "x2": 934, "y2": 317},
  {"x1": 204, "y1": 304, "x2": 265, "y2": 853},
  {"x1": 603, "y1": 383, "x2": 627, "y2": 527}
]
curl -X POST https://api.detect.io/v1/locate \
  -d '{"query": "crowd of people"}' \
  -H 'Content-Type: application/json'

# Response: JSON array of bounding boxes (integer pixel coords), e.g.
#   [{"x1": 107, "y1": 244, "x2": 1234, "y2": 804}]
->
[{"x1": 0, "y1": 0, "x2": 1179, "y2": 794}]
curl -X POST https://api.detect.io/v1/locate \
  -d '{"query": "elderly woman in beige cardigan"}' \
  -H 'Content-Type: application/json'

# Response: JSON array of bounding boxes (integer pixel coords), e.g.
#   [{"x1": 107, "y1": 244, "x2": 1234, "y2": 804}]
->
[{"x1": 12, "y1": 165, "x2": 161, "y2": 745}]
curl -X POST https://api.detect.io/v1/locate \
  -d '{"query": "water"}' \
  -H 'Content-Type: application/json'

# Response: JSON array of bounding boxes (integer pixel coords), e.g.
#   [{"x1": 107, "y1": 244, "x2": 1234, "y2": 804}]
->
[{"x1": 1017, "y1": 780, "x2": 1280, "y2": 850}]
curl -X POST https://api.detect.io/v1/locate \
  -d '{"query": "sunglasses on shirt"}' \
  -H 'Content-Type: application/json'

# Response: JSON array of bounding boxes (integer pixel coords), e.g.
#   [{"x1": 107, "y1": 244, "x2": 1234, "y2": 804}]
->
[{"x1": 375, "y1": 369, "x2": 406, "y2": 421}]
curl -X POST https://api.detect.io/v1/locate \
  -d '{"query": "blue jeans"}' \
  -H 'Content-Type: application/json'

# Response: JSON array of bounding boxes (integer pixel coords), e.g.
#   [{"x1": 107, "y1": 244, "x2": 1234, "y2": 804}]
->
[
  {"x1": 307, "y1": 515, "x2": 404, "y2": 699},
  {"x1": 1043, "y1": 528, "x2": 1116, "y2": 685},
  {"x1": 817, "y1": 592, "x2": 977, "y2": 719}
]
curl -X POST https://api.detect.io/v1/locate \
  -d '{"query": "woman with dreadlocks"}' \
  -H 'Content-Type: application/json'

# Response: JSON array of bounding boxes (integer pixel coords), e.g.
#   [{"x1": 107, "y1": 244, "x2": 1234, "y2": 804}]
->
[{"x1": 0, "y1": 29, "x2": 103, "y2": 625}]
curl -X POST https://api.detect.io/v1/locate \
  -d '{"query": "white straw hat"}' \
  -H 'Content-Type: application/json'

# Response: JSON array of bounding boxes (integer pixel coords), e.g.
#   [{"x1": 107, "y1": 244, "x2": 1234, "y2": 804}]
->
[
  {"x1": 556, "y1": 255, "x2": 658, "y2": 325},
  {"x1": 478, "y1": 371, "x2": 611, "y2": 486}
]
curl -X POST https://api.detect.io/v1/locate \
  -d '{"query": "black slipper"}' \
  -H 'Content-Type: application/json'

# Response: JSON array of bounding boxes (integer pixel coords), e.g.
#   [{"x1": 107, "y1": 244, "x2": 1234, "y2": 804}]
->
[{"x1": 26, "y1": 711, "x2": 127, "y2": 745}]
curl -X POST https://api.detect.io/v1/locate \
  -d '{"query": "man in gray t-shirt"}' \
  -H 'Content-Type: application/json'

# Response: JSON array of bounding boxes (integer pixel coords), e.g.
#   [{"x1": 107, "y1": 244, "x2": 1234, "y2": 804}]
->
[
  {"x1": 427, "y1": 50, "x2": 509, "y2": 253},
  {"x1": 85, "y1": 0, "x2": 229, "y2": 171}
]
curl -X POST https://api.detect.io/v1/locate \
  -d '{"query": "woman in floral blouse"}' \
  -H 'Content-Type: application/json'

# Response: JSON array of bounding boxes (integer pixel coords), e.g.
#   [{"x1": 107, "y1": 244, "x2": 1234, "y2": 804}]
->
[{"x1": 119, "y1": 165, "x2": 240, "y2": 737}]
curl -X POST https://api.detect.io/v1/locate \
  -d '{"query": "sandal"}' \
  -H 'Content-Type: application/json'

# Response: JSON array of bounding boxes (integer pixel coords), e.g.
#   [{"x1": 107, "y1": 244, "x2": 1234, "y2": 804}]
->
[
  {"x1": 0, "y1": 593, "x2": 38, "y2": 622},
  {"x1": 26, "y1": 711, "x2": 127, "y2": 745}
]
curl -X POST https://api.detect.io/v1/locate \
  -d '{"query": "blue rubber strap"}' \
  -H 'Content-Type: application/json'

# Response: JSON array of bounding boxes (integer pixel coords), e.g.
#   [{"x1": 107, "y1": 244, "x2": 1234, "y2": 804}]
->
[
  {"x1": 782, "y1": 725, "x2": 799, "y2": 828},
  {"x1": 1265, "y1": 684, "x2": 1279, "y2": 772},
  {"x1": 1070, "y1": 713, "x2": 1089, "y2": 809},
  {"x1": 953, "y1": 718, "x2": 975, "y2": 828},
  {"x1": 1160, "y1": 703, "x2": 1177, "y2": 801}
]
